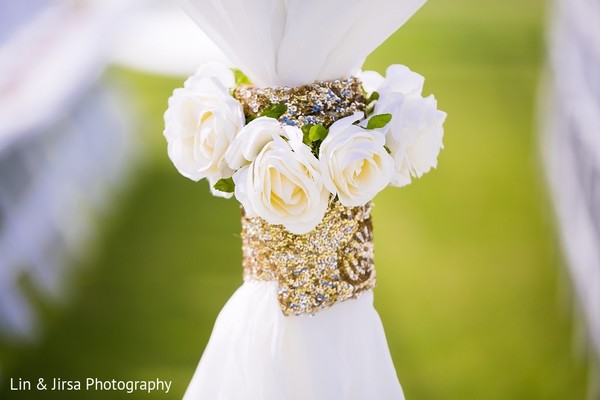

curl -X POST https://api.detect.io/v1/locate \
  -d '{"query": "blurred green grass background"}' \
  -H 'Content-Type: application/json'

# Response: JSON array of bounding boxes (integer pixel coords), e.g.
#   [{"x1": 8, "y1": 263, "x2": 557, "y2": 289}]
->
[{"x1": 0, "y1": 0, "x2": 590, "y2": 398}]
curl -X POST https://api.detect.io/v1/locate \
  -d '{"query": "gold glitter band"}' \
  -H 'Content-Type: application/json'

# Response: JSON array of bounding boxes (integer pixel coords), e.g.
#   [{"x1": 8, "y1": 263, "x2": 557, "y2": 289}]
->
[
  {"x1": 241, "y1": 200, "x2": 376, "y2": 316},
  {"x1": 234, "y1": 77, "x2": 366, "y2": 128}
]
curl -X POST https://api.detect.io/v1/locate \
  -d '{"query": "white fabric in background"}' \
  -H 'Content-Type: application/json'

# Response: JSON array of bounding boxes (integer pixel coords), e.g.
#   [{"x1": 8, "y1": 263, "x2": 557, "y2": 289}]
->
[
  {"x1": 184, "y1": 281, "x2": 404, "y2": 400},
  {"x1": 173, "y1": 0, "x2": 426, "y2": 87},
  {"x1": 0, "y1": 0, "x2": 138, "y2": 341},
  {"x1": 544, "y1": 0, "x2": 600, "y2": 362},
  {"x1": 111, "y1": 1, "x2": 232, "y2": 77}
]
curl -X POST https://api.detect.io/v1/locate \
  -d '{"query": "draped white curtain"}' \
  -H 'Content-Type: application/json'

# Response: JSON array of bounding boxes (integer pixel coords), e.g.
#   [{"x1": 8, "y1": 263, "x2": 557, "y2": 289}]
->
[
  {"x1": 173, "y1": 0, "x2": 426, "y2": 86},
  {"x1": 543, "y1": 0, "x2": 600, "y2": 363}
]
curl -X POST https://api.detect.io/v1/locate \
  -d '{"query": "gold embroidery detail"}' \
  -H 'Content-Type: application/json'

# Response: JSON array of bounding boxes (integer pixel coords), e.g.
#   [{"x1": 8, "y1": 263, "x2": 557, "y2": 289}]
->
[
  {"x1": 234, "y1": 77, "x2": 366, "y2": 128},
  {"x1": 241, "y1": 200, "x2": 376, "y2": 316}
]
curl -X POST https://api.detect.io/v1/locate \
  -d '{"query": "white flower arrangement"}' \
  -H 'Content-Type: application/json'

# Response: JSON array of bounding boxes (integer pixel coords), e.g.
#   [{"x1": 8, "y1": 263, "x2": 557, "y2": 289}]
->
[
  {"x1": 164, "y1": 63, "x2": 446, "y2": 234},
  {"x1": 359, "y1": 65, "x2": 447, "y2": 187}
]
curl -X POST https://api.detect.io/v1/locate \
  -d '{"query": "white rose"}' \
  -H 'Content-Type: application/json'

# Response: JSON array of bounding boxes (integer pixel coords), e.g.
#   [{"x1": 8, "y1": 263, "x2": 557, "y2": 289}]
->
[
  {"x1": 224, "y1": 117, "x2": 281, "y2": 170},
  {"x1": 319, "y1": 112, "x2": 394, "y2": 207},
  {"x1": 361, "y1": 64, "x2": 446, "y2": 187},
  {"x1": 377, "y1": 95, "x2": 446, "y2": 187},
  {"x1": 163, "y1": 65, "x2": 244, "y2": 182},
  {"x1": 233, "y1": 126, "x2": 330, "y2": 234}
]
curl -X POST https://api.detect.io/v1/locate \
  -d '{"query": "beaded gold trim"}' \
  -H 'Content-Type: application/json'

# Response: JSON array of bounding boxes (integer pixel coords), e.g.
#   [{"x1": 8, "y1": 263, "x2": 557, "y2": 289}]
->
[
  {"x1": 241, "y1": 200, "x2": 376, "y2": 316},
  {"x1": 234, "y1": 77, "x2": 366, "y2": 128}
]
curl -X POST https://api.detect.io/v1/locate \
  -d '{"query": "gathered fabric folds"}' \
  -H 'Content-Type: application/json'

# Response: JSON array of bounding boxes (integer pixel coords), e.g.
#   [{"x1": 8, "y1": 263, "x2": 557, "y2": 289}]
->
[
  {"x1": 183, "y1": 281, "x2": 404, "y2": 400},
  {"x1": 173, "y1": 0, "x2": 426, "y2": 87}
]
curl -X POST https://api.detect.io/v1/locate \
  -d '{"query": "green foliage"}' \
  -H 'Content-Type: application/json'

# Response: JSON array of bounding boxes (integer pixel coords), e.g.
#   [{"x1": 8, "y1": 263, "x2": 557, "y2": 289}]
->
[
  {"x1": 232, "y1": 68, "x2": 252, "y2": 86},
  {"x1": 260, "y1": 103, "x2": 287, "y2": 119},
  {"x1": 366, "y1": 91, "x2": 380, "y2": 104},
  {"x1": 301, "y1": 123, "x2": 329, "y2": 154},
  {"x1": 213, "y1": 178, "x2": 235, "y2": 193},
  {"x1": 365, "y1": 91, "x2": 380, "y2": 116},
  {"x1": 308, "y1": 124, "x2": 329, "y2": 141},
  {"x1": 301, "y1": 124, "x2": 313, "y2": 146},
  {"x1": 365, "y1": 113, "x2": 392, "y2": 130}
]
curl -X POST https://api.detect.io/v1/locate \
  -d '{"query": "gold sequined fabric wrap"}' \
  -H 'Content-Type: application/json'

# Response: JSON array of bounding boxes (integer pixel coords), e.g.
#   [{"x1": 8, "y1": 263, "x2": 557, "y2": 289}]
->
[
  {"x1": 234, "y1": 77, "x2": 366, "y2": 128},
  {"x1": 241, "y1": 201, "x2": 376, "y2": 316}
]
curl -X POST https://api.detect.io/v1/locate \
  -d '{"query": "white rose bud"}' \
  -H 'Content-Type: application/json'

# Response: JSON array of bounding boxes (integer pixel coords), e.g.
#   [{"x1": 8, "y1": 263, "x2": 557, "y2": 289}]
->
[
  {"x1": 319, "y1": 112, "x2": 394, "y2": 207},
  {"x1": 378, "y1": 64, "x2": 425, "y2": 98},
  {"x1": 359, "y1": 65, "x2": 424, "y2": 99},
  {"x1": 163, "y1": 64, "x2": 244, "y2": 183},
  {"x1": 233, "y1": 126, "x2": 330, "y2": 234}
]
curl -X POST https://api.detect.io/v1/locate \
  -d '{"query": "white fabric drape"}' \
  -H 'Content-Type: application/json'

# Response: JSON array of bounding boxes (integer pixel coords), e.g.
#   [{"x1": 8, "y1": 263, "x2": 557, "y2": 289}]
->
[
  {"x1": 544, "y1": 0, "x2": 600, "y2": 361},
  {"x1": 173, "y1": 0, "x2": 426, "y2": 86},
  {"x1": 183, "y1": 282, "x2": 404, "y2": 400}
]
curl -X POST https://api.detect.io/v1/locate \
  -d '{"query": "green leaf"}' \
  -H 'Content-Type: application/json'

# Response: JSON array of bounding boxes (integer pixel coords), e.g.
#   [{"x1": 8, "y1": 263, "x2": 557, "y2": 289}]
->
[
  {"x1": 232, "y1": 68, "x2": 252, "y2": 86},
  {"x1": 366, "y1": 91, "x2": 380, "y2": 104},
  {"x1": 384, "y1": 145, "x2": 392, "y2": 154},
  {"x1": 213, "y1": 177, "x2": 235, "y2": 193},
  {"x1": 301, "y1": 124, "x2": 313, "y2": 135},
  {"x1": 301, "y1": 124, "x2": 313, "y2": 145},
  {"x1": 365, "y1": 102, "x2": 376, "y2": 116},
  {"x1": 308, "y1": 124, "x2": 329, "y2": 141},
  {"x1": 260, "y1": 103, "x2": 287, "y2": 119},
  {"x1": 366, "y1": 113, "x2": 392, "y2": 130}
]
